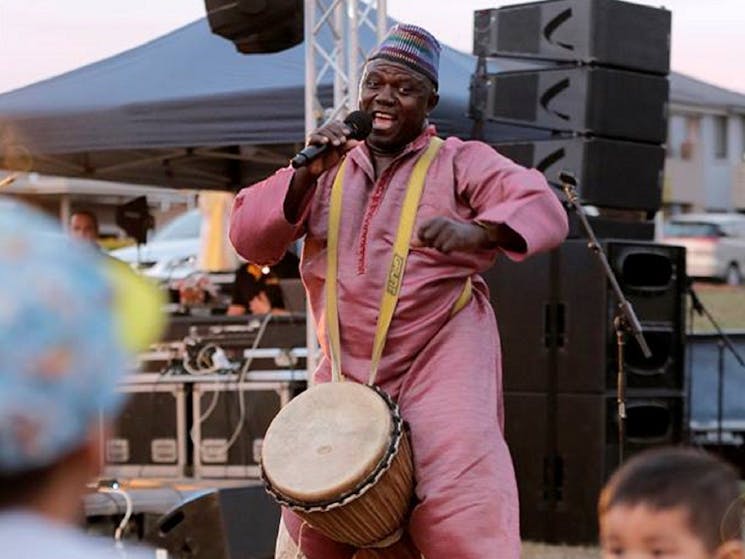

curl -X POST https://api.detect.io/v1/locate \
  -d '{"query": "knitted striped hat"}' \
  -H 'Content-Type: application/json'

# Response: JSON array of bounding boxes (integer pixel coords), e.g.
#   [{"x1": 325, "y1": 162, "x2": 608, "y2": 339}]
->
[{"x1": 368, "y1": 24, "x2": 441, "y2": 89}]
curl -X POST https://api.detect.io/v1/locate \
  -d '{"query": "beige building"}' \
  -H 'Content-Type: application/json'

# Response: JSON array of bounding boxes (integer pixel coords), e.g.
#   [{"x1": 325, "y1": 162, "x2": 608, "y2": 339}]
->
[{"x1": 665, "y1": 73, "x2": 745, "y2": 214}]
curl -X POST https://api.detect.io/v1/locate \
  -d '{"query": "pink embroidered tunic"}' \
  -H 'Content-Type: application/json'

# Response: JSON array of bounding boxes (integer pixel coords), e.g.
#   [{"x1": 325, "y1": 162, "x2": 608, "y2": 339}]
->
[{"x1": 230, "y1": 127, "x2": 568, "y2": 559}]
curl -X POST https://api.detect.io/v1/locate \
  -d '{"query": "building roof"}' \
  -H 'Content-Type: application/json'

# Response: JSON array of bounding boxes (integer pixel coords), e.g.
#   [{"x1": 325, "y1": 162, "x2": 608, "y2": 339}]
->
[{"x1": 669, "y1": 72, "x2": 745, "y2": 113}]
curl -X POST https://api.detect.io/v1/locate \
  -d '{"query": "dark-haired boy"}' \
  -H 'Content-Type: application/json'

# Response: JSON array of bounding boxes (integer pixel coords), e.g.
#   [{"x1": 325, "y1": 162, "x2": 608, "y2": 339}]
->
[{"x1": 599, "y1": 447, "x2": 745, "y2": 559}]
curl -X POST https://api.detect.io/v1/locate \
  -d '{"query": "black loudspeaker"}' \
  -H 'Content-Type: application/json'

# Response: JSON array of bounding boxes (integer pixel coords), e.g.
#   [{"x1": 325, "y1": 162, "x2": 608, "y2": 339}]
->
[
  {"x1": 566, "y1": 214, "x2": 655, "y2": 241},
  {"x1": 205, "y1": 0, "x2": 303, "y2": 54},
  {"x1": 473, "y1": 0, "x2": 671, "y2": 75},
  {"x1": 505, "y1": 391, "x2": 684, "y2": 543},
  {"x1": 150, "y1": 485, "x2": 280, "y2": 558},
  {"x1": 484, "y1": 240, "x2": 687, "y2": 394},
  {"x1": 495, "y1": 137, "x2": 664, "y2": 213},
  {"x1": 115, "y1": 196, "x2": 154, "y2": 245},
  {"x1": 488, "y1": 240, "x2": 687, "y2": 543},
  {"x1": 470, "y1": 67, "x2": 669, "y2": 143}
]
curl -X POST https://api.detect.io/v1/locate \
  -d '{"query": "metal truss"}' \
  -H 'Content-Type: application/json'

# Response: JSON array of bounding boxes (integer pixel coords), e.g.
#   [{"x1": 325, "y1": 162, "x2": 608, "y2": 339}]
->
[
  {"x1": 302, "y1": 0, "x2": 388, "y2": 375},
  {"x1": 304, "y1": 0, "x2": 388, "y2": 135}
]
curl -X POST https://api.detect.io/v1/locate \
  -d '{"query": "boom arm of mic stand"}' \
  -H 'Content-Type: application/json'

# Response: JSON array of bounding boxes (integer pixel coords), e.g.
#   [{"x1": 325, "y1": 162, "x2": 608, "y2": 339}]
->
[{"x1": 559, "y1": 172, "x2": 652, "y2": 359}]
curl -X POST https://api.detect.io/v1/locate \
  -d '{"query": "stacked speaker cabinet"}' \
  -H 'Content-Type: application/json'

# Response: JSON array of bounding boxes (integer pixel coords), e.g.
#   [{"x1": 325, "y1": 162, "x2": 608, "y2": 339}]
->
[
  {"x1": 470, "y1": 0, "x2": 672, "y2": 236},
  {"x1": 484, "y1": 240, "x2": 687, "y2": 543}
]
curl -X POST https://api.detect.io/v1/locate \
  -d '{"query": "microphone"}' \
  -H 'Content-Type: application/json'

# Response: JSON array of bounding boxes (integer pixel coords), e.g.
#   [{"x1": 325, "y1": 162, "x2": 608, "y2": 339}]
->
[
  {"x1": 558, "y1": 170, "x2": 577, "y2": 186},
  {"x1": 291, "y1": 111, "x2": 373, "y2": 169}
]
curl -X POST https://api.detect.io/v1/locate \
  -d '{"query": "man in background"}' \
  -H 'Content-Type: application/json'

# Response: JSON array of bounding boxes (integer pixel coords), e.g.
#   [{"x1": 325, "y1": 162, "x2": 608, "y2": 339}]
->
[
  {"x1": 69, "y1": 209, "x2": 100, "y2": 246},
  {"x1": 0, "y1": 199, "x2": 163, "y2": 558},
  {"x1": 227, "y1": 251, "x2": 301, "y2": 315}
]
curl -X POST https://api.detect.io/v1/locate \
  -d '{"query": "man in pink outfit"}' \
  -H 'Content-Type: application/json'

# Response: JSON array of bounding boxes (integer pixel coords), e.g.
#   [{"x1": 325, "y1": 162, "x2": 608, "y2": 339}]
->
[{"x1": 230, "y1": 23, "x2": 568, "y2": 559}]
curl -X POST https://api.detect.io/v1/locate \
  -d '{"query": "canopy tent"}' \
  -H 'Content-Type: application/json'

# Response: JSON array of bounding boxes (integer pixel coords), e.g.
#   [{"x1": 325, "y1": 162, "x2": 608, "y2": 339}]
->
[{"x1": 0, "y1": 17, "x2": 482, "y2": 191}]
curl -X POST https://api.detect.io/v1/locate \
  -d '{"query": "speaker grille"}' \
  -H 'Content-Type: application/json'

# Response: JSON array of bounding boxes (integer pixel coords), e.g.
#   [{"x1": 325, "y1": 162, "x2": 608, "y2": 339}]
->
[
  {"x1": 623, "y1": 400, "x2": 677, "y2": 442},
  {"x1": 488, "y1": 74, "x2": 539, "y2": 122},
  {"x1": 617, "y1": 251, "x2": 675, "y2": 293},
  {"x1": 498, "y1": 6, "x2": 541, "y2": 53}
]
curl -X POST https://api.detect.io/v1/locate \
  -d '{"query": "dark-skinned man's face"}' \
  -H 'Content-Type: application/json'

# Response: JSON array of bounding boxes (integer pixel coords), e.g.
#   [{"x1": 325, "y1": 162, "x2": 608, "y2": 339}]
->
[{"x1": 358, "y1": 59, "x2": 439, "y2": 155}]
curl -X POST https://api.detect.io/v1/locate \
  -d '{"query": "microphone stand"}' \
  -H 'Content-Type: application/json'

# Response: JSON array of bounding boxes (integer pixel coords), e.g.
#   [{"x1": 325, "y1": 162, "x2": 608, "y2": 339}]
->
[
  {"x1": 559, "y1": 171, "x2": 652, "y2": 465},
  {"x1": 687, "y1": 282, "x2": 745, "y2": 445}
]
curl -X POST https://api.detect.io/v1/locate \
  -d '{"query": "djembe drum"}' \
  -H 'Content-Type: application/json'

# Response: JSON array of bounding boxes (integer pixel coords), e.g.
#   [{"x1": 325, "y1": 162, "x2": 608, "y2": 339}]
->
[{"x1": 261, "y1": 382, "x2": 414, "y2": 548}]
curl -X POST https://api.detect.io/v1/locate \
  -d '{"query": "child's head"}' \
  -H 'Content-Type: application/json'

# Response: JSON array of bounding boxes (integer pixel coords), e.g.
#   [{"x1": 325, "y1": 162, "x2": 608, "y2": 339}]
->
[{"x1": 598, "y1": 447, "x2": 744, "y2": 559}]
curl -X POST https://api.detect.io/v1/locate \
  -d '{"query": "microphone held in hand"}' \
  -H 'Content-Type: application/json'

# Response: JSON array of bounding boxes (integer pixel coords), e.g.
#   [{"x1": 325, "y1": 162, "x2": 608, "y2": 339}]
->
[
  {"x1": 290, "y1": 111, "x2": 373, "y2": 169},
  {"x1": 558, "y1": 170, "x2": 577, "y2": 186}
]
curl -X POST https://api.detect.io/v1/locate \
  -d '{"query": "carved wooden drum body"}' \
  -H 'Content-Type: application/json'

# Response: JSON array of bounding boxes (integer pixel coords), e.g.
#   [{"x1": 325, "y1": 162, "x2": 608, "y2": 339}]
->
[{"x1": 261, "y1": 382, "x2": 414, "y2": 548}]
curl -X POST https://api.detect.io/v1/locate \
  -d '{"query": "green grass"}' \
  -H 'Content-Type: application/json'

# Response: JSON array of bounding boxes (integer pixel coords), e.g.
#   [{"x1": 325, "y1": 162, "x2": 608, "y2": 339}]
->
[
  {"x1": 688, "y1": 283, "x2": 745, "y2": 334},
  {"x1": 522, "y1": 543, "x2": 598, "y2": 558}
]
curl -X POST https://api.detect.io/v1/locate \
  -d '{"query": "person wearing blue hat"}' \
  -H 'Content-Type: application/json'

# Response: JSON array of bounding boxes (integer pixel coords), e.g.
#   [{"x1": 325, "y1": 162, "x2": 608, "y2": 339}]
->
[
  {"x1": 0, "y1": 199, "x2": 164, "y2": 557},
  {"x1": 232, "y1": 23, "x2": 568, "y2": 559}
]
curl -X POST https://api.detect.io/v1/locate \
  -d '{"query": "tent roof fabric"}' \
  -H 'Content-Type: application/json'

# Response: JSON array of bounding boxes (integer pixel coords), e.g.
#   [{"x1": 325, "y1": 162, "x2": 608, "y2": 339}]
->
[
  {"x1": 2, "y1": 15, "x2": 744, "y2": 190},
  {"x1": 0, "y1": 18, "x2": 477, "y2": 189},
  {"x1": 0, "y1": 18, "x2": 476, "y2": 150}
]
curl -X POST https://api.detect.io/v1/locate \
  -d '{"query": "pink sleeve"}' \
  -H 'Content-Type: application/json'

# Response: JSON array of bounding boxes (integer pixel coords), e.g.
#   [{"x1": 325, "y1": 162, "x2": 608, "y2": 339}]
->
[
  {"x1": 453, "y1": 140, "x2": 568, "y2": 261},
  {"x1": 228, "y1": 167, "x2": 313, "y2": 265}
]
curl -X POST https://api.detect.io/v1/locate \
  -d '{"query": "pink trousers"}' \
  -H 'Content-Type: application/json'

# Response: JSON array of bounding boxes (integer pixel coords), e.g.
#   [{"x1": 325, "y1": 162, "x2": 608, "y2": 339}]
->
[{"x1": 283, "y1": 293, "x2": 520, "y2": 558}]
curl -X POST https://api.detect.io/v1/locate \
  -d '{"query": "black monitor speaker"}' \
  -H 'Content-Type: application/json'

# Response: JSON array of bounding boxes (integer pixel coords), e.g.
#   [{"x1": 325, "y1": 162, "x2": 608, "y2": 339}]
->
[
  {"x1": 205, "y1": 0, "x2": 303, "y2": 54},
  {"x1": 115, "y1": 196, "x2": 153, "y2": 245},
  {"x1": 486, "y1": 239, "x2": 688, "y2": 544},
  {"x1": 473, "y1": 0, "x2": 671, "y2": 75},
  {"x1": 505, "y1": 391, "x2": 685, "y2": 544},
  {"x1": 149, "y1": 485, "x2": 279, "y2": 558},
  {"x1": 484, "y1": 239, "x2": 687, "y2": 394}
]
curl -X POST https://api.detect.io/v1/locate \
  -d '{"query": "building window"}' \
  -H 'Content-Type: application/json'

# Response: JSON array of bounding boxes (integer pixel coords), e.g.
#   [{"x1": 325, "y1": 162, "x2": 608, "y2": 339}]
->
[
  {"x1": 680, "y1": 116, "x2": 700, "y2": 160},
  {"x1": 714, "y1": 115, "x2": 728, "y2": 159}
]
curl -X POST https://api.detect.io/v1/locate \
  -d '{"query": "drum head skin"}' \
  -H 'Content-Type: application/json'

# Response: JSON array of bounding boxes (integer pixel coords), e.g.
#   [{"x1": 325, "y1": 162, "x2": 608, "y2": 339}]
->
[{"x1": 262, "y1": 382, "x2": 393, "y2": 503}]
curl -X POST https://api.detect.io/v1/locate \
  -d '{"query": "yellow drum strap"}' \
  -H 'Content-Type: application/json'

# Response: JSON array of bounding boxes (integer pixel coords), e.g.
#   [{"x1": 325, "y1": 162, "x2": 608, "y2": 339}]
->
[
  {"x1": 450, "y1": 276, "x2": 472, "y2": 318},
  {"x1": 326, "y1": 137, "x2": 444, "y2": 385},
  {"x1": 327, "y1": 155, "x2": 348, "y2": 383}
]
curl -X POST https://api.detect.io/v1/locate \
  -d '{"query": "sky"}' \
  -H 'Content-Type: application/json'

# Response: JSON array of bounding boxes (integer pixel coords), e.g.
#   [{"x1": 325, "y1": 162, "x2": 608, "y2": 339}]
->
[{"x1": 0, "y1": 0, "x2": 744, "y2": 95}]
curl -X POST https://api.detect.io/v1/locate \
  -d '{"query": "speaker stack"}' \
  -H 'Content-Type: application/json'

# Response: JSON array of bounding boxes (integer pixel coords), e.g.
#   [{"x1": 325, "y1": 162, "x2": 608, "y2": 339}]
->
[
  {"x1": 472, "y1": 0, "x2": 685, "y2": 545},
  {"x1": 484, "y1": 240, "x2": 687, "y2": 544},
  {"x1": 470, "y1": 0, "x2": 671, "y2": 238}
]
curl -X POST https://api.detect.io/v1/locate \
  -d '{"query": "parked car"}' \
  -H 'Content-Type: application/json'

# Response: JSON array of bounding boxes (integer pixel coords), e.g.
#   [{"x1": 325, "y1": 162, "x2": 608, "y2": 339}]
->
[
  {"x1": 660, "y1": 213, "x2": 745, "y2": 285},
  {"x1": 110, "y1": 209, "x2": 201, "y2": 281}
]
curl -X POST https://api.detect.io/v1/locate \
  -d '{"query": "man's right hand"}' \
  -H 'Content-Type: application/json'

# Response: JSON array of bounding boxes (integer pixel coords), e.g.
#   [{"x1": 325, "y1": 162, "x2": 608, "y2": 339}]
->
[
  {"x1": 300, "y1": 120, "x2": 363, "y2": 179},
  {"x1": 285, "y1": 120, "x2": 362, "y2": 223}
]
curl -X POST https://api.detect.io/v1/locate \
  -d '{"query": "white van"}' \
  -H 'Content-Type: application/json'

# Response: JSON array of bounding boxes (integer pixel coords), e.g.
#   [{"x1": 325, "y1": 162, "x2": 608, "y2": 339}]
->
[{"x1": 661, "y1": 213, "x2": 745, "y2": 285}]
